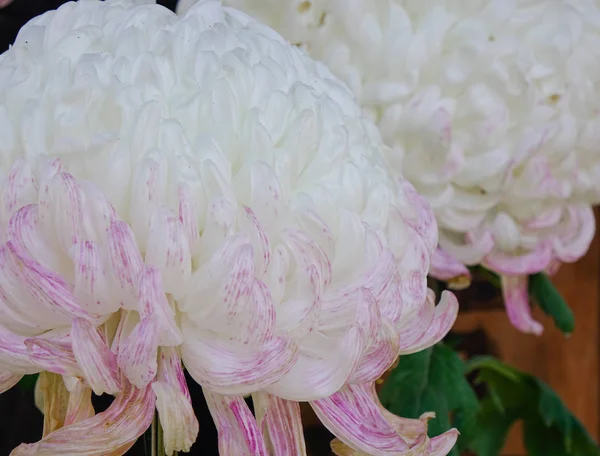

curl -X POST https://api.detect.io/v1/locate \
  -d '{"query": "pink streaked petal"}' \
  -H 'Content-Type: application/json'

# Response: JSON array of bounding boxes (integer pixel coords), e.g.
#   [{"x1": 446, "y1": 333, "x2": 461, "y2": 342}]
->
[
  {"x1": 399, "y1": 290, "x2": 459, "y2": 355},
  {"x1": 24, "y1": 338, "x2": 81, "y2": 377},
  {"x1": 281, "y1": 228, "x2": 332, "y2": 288},
  {"x1": 501, "y1": 275, "x2": 543, "y2": 335},
  {"x1": 137, "y1": 266, "x2": 183, "y2": 346},
  {"x1": 203, "y1": 390, "x2": 268, "y2": 456},
  {"x1": 397, "y1": 178, "x2": 438, "y2": 255},
  {"x1": 106, "y1": 221, "x2": 144, "y2": 309},
  {"x1": 179, "y1": 234, "x2": 254, "y2": 318},
  {"x1": 1, "y1": 158, "x2": 38, "y2": 221},
  {"x1": 0, "y1": 324, "x2": 38, "y2": 373},
  {"x1": 11, "y1": 381, "x2": 155, "y2": 456},
  {"x1": 253, "y1": 392, "x2": 307, "y2": 456},
  {"x1": 349, "y1": 320, "x2": 400, "y2": 384},
  {"x1": 0, "y1": 372, "x2": 22, "y2": 393},
  {"x1": 182, "y1": 317, "x2": 297, "y2": 396},
  {"x1": 311, "y1": 383, "x2": 411, "y2": 455},
  {"x1": 64, "y1": 380, "x2": 95, "y2": 426},
  {"x1": 265, "y1": 328, "x2": 363, "y2": 401},
  {"x1": 178, "y1": 184, "x2": 201, "y2": 256},
  {"x1": 484, "y1": 241, "x2": 552, "y2": 276},
  {"x1": 429, "y1": 247, "x2": 471, "y2": 289},
  {"x1": 429, "y1": 429, "x2": 460, "y2": 455},
  {"x1": 153, "y1": 347, "x2": 198, "y2": 455},
  {"x1": 553, "y1": 207, "x2": 595, "y2": 263},
  {"x1": 240, "y1": 206, "x2": 271, "y2": 274},
  {"x1": 71, "y1": 317, "x2": 122, "y2": 395},
  {"x1": 70, "y1": 240, "x2": 120, "y2": 315},
  {"x1": 0, "y1": 242, "x2": 93, "y2": 327},
  {"x1": 117, "y1": 315, "x2": 160, "y2": 388},
  {"x1": 145, "y1": 207, "x2": 192, "y2": 294},
  {"x1": 110, "y1": 310, "x2": 140, "y2": 356},
  {"x1": 7, "y1": 204, "x2": 64, "y2": 272}
]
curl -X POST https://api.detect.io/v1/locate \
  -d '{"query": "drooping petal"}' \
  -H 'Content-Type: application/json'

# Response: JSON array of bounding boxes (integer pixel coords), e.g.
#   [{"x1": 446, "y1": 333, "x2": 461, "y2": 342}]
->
[
  {"x1": 311, "y1": 383, "x2": 411, "y2": 455},
  {"x1": 484, "y1": 241, "x2": 552, "y2": 276},
  {"x1": 38, "y1": 372, "x2": 70, "y2": 437},
  {"x1": 117, "y1": 315, "x2": 160, "y2": 388},
  {"x1": 203, "y1": 389, "x2": 268, "y2": 456},
  {"x1": 253, "y1": 391, "x2": 307, "y2": 456},
  {"x1": 398, "y1": 290, "x2": 459, "y2": 355},
  {"x1": 0, "y1": 372, "x2": 21, "y2": 393},
  {"x1": 182, "y1": 316, "x2": 297, "y2": 396},
  {"x1": 428, "y1": 247, "x2": 471, "y2": 290},
  {"x1": 428, "y1": 429, "x2": 461, "y2": 456},
  {"x1": 500, "y1": 275, "x2": 543, "y2": 335},
  {"x1": 71, "y1": 317, "x2": 122, "y2": 395},
  {"x1": 11, "y1": 380, "x2": 155, "y2": 456},
  {"x1": 137, "y1": 266, "x2": 183, "y2": 346},
  {"x1": 552, "y1": 207, "x2": 595, "y2": 263},
  {"x1": 349, "y1": 319, "x2": 400, "y2": 384},
  {"x1": 153, "y1": 347, "x2": 199, "y2": 455}
]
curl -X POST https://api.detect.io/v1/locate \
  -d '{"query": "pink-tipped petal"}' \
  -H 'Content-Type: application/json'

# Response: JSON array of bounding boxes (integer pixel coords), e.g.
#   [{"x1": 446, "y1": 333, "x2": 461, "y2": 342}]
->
[
  {"x1": 106, "y1": 221, "x2": 144, "y2": 310},
  {"x1": 553, "y1": 207, "x2": 595, "y2": 263},
  {"x1": 182, "y1": 318, "x2": 297, "y2": 396},
  {"x1": 398, "y1": 290, "x2": 459, "y2": 355},
  {"x1": 311, "y1": 383, "x2": 411, "y2": 455},
  {"x1": 71, "y1": 317, "x2": 121, "y2": 395},
  {"x1": 11, "y1": 381, "x2": 155, "y2": 456},
  {"x1": 484, "y1": 241, "x2": 552, "y2": 276},
  {"x1": 429, "y1": 429, "x2": 460, "y2": 456},
  {"x1": 117, "y1": 315, "x2": 160, "y2": 388},
  {"x1": 429, "y1": 247, "x2": 471, "y2": 289},
  {"x1": 153, "y1": 347, "x2": 199, "y2": 455},
  {"x1": 0, "y1": 372, "x2": 21, "y2": 393},
  {"x1": 64, "y1": 380, "x2": 95, "y2": 426},
  {"x1": 350, "y1": 319, "x2": 400, "y2": 384},
  {"x1": 203, "y1": 390, "x2": 268, "y2": 456},
  {"x1": 253, "y1": 392, "x2": 307, "y2": 455},
  {"x1": 137, "y1": 266, "x2": 183, "y2": 346},
  {"x1": 145, "y1": 207, "x2": 192, "y2": 294},
  {"x1": 501, "y1": 275, "x2": 543, "y2": 335}
]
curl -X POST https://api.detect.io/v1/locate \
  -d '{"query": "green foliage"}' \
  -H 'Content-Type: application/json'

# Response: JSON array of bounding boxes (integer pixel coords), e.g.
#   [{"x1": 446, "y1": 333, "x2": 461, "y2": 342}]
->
[
  {"x1": 466, "y1": 357, "x2": 599, "y2": 456},
  {"x1": 528, "y1": 273, "x2": 575, "y2": 335},
  {"x1": 379, "y1": 343, "x2": 480, "y2": 455}
]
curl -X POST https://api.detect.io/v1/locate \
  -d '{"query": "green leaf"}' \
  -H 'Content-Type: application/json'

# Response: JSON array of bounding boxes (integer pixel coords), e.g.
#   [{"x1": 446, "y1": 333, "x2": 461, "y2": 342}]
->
[
  {"x1": 528, "y1": 273, "x2": 575, "y2": 334},
  {"x1": 467, "y1": 357, "x2": 599, "y2": 456},
  {"x1": 379, "y1": 344, "x2": 479, "y2": 454}
]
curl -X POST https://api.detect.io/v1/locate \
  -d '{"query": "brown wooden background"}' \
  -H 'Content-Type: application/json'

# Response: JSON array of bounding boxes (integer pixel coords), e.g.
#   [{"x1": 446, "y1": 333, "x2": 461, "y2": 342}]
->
[{"x1": 455, "y1": 211, "x2": 600, "y2": 455}]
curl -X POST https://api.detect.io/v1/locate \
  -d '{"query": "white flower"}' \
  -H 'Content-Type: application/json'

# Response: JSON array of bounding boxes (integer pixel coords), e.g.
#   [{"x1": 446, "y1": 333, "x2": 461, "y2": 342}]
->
[
  {"x1": 210, "y1": 0, "x2": 600, "y2": 334},
  {"x1": 0, "y1": 0, "x2": 458, "y2": 454}
]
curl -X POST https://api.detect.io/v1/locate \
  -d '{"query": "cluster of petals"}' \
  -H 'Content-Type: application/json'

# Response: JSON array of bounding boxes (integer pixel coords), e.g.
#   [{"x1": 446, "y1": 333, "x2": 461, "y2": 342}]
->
[
  {"x1": 204, "y1": 0, "x2": 600, "y2": 335},
  {"x1": 0, "y1": 0, "x2": 459, "y2": 454}
]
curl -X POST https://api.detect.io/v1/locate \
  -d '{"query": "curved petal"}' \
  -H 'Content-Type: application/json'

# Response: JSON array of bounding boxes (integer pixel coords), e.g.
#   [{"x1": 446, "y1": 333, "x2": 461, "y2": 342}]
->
[
  {"x1": 64, "y1": 380, "x2": 95, "y2": 426},
  {"x1": 71, "y1": 317, "x2": 122, "y2": 395},
  {"x1": 0, "y1": 372, "x2": 22, "y2": 393},
  {"x1": 349, "y1": 319, "x2": 400, "y2": 384},
  {"x1": 311, "y1": 383, "x2": 411, "y2": 455},
  {"x1": 38, "y1": 372, "x2": 70, "y2": 437},
  {"x1": 116, "y1": 314, "x2": 160, "y2": 388},
  {"x1": 182, "y1": 317, "x2": 297, "y2": 396},
  {"x1": 203, "y1": 390, "x2": 268, "y2": 456},
  {"x1": 0, "y1": 324, "x2": 38, "y2": 374},
  {"x1": 552, "y1": 207, "x2": 595, "y2": 263},
  {"x1": 398, "y1": 290, "x2": 458, "y2": 355},
  {"x1": 484, "y1": 241, "x2": 552, "y2": 276},
  {"x1": 24, "y1": 338, "x2": 81, "y2": 377},
  {"x1": 11, "y1": 381, "x2": 155, "y2": 456},
  {"x1": 500, "y1": 275, "x2": 543, "y2": 335},
  {"x1": 153, "y1": 347, "x2": 198, "y2": 455},
  {"x1": 253, "y1": 392, "x2": 307, "y2": 456},
  {"x1": 137, "y1": 266, "x2": 182, "y2": 346},
  {"x1": 428, "y1": 247, "x2": 471, "y2": 290}
]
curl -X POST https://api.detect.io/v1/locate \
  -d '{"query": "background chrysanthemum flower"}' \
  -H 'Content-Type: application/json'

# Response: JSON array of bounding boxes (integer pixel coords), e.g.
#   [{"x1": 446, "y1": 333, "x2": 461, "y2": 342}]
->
[
  {"x1": 0, "y1": 0, "x2": 459, "y2": 454},
  {"x1": 204, "y1": 0, "x2": 600, "y2": 335}
]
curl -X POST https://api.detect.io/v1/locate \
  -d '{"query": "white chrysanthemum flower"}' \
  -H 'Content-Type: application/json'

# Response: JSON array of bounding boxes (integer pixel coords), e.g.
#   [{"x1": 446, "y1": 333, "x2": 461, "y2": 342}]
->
[
  {"x1": 209, "y1": 0, "x2": 600, "y2": 335},
  {"x1": 0, "y1": 0, "x2": 458, "y2": 454}
]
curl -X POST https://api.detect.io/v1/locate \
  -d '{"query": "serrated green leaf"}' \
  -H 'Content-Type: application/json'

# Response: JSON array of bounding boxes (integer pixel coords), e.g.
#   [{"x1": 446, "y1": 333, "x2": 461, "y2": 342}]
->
[
  {"x1": 528, "y1": 272, "x2": 575, "y2": 334},
  {"x1": 379, "y1": 344, "x2": 479, "y2": 454}
]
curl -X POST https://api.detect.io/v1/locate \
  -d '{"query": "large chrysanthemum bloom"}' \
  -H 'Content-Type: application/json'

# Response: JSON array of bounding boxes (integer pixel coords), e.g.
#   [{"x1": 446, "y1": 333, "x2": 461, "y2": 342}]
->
[
  {"x1": 0, "y1": 0, "x2": 459, "y2": 454},
  {"x1": 204, "y1": 0, "x2": 600, "y2": 335}
]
